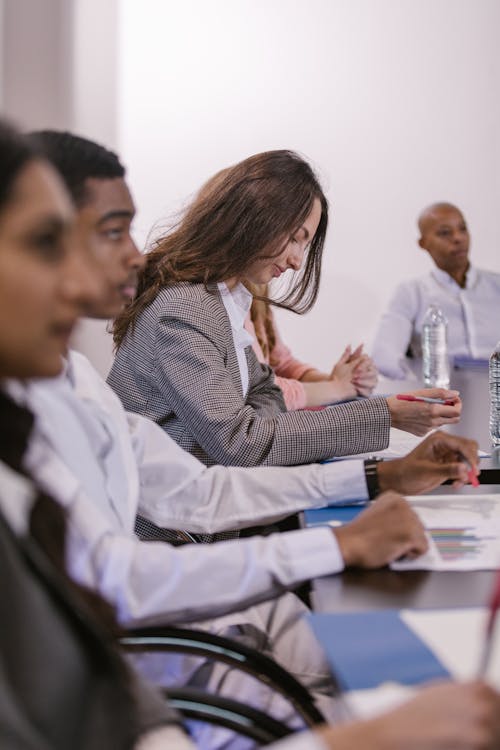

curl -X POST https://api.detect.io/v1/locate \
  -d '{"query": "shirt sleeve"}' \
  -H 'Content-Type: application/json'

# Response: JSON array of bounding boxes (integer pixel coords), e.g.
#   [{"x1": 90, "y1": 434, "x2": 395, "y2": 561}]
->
[
  {"x1": 372, "y1": 282, "x2": 418, "y2": 379},
  {"x1": 24, "y1": 422, "x2": 345, "y2": 626},
  {"x1": 130, "y1": 411, "x2": 368, "y2": 534},
  {"x1": 274, "y1": 375, "x2": 308, "y2": 410},
  {"x1": 76, "y1": 505, "x2": 344, "y2": 625}
]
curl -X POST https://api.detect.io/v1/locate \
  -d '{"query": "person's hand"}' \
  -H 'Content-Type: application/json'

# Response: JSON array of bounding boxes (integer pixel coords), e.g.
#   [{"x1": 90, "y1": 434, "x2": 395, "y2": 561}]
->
[
  {"x1": 351, "y1": 351, "x2": 378, "y2": 396},
  {"x1": 386, "y1": 388, "x2": 462, "y2": 436},
  {"x1": 378, "y1": 430, "x2": 480, "y2": 495},
  {"x1": 334, "y1": 492, "x2": 428, "y2": 568},
  {"x1": 326, "y1": 345, "x2": 363, "y2": 401},
  {"x1": 318, "y1": 681, "x2": 500, "y2": 750}
]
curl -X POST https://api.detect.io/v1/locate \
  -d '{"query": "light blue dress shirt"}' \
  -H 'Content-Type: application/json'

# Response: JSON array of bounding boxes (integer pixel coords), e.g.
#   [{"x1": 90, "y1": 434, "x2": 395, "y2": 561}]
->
[{"x1": 372, "y1": 265, "x2": 500, "y2": 379}]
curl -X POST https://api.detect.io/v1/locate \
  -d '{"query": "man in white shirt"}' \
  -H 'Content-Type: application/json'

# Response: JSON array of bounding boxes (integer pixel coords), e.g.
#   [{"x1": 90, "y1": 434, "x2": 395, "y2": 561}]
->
[
  {"x1": 25, "y1": 131, "x2": 480, "y2": 748},
  {"x1": 372, "y1": 202, "x2": 500, "y2": 379}
]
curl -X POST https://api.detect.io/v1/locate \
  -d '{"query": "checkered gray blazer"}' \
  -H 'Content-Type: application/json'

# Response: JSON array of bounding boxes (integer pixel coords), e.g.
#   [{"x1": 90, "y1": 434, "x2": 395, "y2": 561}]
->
[{"x1": 108, "y1": 282, "x2": 391, "y2": 468}]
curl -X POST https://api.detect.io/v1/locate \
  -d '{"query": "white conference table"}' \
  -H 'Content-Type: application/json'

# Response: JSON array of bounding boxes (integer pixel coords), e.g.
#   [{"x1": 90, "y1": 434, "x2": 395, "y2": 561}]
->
[{"x1": 310, "y1": 362, "x2": 500, "y2": 614}]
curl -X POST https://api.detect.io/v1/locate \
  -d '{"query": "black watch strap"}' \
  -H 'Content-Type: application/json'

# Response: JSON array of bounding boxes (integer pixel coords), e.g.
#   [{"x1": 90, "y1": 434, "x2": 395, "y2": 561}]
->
[{"x1": 364, "y1": 458, "x2": 381, "y2": 500}]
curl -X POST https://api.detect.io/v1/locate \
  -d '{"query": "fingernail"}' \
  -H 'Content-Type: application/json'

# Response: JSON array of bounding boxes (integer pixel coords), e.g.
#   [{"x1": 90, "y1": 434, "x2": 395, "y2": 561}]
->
[{"x1": 467, "y1": 469, "x2": 480, "y2": 487}]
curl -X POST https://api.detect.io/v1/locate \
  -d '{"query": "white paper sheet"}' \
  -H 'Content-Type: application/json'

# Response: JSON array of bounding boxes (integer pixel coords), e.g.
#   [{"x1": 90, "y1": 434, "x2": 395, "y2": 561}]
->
[
  {"x1": 391, "y1": 494, "x2": 500, "y2": 571},
  {"x1": 401, "y1": 607, "x2": 500, "y2": 687},
  {"x1": 325, "y1": 428, "x2": 425, "y2": 462}
]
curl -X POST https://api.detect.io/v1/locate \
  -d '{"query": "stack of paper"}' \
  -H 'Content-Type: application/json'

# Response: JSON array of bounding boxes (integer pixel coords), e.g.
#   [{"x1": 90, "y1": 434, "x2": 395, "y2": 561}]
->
[{"x1": 392, "y1": 494, "x2": 500, "y2": 571}]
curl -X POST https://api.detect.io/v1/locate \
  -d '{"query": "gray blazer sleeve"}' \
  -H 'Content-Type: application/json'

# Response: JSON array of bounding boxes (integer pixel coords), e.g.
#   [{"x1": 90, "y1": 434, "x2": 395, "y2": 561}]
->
[{"x1": 108, "y1": 283, "x2": 391, "y2": 467}]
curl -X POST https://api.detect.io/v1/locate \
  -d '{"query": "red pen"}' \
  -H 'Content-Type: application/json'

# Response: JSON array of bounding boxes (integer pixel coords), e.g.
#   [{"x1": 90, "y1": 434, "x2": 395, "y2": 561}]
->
[
  {"x1": 396, "y1": 394, "x2": 457, "y2": 406},
  {"x1": 478, "y1": 568, "x2": 500, "y2": 676},
  {"x1": 467, "y1": 468, "x2": 480, "y2": 488}
]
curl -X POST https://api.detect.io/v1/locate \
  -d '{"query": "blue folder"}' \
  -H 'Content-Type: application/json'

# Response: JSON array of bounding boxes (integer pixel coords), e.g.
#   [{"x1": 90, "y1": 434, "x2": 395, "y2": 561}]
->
[
  {"x1": 308, "y1": 609, "x2": 450, "y2": 689},
  {"x1": 304, "y1": 504, "x2": 366, "y2": 528}
]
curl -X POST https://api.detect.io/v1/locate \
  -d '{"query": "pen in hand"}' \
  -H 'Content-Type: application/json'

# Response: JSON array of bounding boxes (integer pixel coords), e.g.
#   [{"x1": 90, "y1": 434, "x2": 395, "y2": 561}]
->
[
  {"x1": 396, "y1": 394, "x2": 457, "y2": 406},
  {"x1": 456, "y1": 451, "x2": 480, "y2": 488},
  {"x1": 478, "y1": 568, "x2": 500, "y2": 677}
]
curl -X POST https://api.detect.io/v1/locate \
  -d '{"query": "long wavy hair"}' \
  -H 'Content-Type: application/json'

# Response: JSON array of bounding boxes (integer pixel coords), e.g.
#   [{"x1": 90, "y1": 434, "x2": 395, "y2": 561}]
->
[{"x1": 113, "y1": 149, "x2": 329, "y2": 347}]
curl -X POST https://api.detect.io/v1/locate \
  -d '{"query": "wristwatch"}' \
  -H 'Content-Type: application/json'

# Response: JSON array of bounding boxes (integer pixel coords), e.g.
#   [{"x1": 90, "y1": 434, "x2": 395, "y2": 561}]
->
[{"x1": 364, "y1": 458, "x2": 381, "y2": 500}]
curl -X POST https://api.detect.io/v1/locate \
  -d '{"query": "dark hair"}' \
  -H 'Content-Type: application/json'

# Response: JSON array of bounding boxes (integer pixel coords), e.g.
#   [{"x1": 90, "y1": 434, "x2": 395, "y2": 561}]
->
[
  {"x1": 29, "y1": 130, "x2": 125, "y2": 206},
  {"x1": 0, "y1": 119, "x2": 41, "y2": 212},
  {"x1": 0, "y1": 122, "x2": 126, "y2": 639},
  {"x1": 114, "y1": 149, "x2": 328, "y2": 348}
]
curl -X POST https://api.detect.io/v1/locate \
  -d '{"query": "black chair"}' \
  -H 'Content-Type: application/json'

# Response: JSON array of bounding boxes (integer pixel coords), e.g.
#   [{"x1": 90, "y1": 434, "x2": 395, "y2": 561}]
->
[
  {"x1": 163, "y1": 687, "x2": 292, "y2": 745},
  {"x1": 121, "y1": 624, "x2": 326, "y2": 735}
]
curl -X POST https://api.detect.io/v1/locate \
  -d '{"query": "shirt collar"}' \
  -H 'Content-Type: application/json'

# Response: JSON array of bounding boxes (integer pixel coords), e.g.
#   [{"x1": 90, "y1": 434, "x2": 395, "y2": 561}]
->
[
  {"x1": 431, "y1": 264, "x2": 478, "y2": 291},
  {"x1": 218, "y1": 282, "x2": 254, "y2": 347}
]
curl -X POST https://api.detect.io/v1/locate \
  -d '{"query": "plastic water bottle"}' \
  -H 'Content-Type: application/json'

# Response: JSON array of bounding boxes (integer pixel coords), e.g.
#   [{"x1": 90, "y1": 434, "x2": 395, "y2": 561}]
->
[
  {"x1": 421, "y1": 304, "x2": 450, "y2": 388},
  {"x1": 489, "y1": 341, "x2": 500, "y2": 447}
]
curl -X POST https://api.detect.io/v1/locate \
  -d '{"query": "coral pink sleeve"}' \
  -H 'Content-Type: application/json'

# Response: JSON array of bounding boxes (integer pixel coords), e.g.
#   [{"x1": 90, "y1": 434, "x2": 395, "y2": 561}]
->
[
  {"x1": 245, "y1": 316, "x2": 268, "y2": 364},
  {"x1": 273, "y1": 375, "x2": 307, "y2": 410},
  {"x1": 244, "y1": 311, "x2": 311, "y2": 410}
]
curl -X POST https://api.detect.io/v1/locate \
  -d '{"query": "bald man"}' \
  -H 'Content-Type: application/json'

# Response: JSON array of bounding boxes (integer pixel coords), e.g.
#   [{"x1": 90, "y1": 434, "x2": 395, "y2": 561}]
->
[{"x1": 372, "y1": 202, "x2": 500, "y2": 379}]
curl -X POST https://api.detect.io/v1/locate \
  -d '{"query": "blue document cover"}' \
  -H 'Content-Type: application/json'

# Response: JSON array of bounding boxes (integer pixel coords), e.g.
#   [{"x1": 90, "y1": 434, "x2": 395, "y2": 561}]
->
[
  {"x1": 308, "y1": 610, "x2": 450, "y2": 689},
  {"x1": 453, "y1": 355, "x2": 489, "y2": 369},
  {"x1": 304, "y1": 504, "x2": 366, "y2": 528}
]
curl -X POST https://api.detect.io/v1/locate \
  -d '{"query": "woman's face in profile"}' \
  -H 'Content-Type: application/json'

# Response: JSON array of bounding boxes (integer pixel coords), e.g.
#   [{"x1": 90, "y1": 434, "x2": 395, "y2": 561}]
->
[
  {"x1": 241, "y1": 197, "x2": 322, "y2": 287},
  {"x1": 0, "y1": 160, "x2": 98, "y2": 379}
]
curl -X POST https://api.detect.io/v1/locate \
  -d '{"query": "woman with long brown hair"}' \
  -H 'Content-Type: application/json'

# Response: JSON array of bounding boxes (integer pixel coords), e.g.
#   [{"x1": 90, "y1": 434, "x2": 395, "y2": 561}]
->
[{"x1": 109, "y1": 150, "x2": 461, "y2": 469}]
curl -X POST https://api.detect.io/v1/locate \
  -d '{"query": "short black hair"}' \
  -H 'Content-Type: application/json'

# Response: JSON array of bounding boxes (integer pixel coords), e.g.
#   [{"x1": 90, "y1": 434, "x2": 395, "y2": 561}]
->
[
  {"x1": 0, "y1": 119, "x2": 42, "y2": 211},
  {"x1": 29, "y1": 130, "x2": 125, "y2": 206}
]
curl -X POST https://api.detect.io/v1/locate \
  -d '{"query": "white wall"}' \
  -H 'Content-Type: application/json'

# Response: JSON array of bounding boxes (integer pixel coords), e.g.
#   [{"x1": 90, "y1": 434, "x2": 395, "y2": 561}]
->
[
  {"x1": 0, "y1": 0, "x2": 73, "y2": 130},
  {"x1": 0, "y1": 0, "x2": 120, "y2": 378},
  {"x1": 117, "y1": 0, "x2": 500, "y2": 372},
  {"x1": 69, "y1": 0, "x2": 120, "y2": 376}
]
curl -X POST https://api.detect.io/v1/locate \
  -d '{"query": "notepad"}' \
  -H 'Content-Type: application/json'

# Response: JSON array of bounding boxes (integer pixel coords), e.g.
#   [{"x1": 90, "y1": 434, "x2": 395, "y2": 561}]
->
[
  {"x1": 391, "y1": 494, "x2": 500, "y2": 571},
  {"x1": 309, "y1": 606, "x2": 500, "y2": 693},
  {"x1": 308, "y1": 609, "x2": 450, "y2": 689},
  {"x1": 322, "y1": 428, "x2": 425, "y2": 462}
]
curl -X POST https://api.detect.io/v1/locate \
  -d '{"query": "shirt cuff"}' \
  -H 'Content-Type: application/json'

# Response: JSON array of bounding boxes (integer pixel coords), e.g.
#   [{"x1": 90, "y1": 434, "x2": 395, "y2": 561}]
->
[
  {"x1": 322, "y1": 459, "x2": 369, "y2": 502},
  {"x1": 282, "y1": 526, "x2": 345, "y2": 581}
]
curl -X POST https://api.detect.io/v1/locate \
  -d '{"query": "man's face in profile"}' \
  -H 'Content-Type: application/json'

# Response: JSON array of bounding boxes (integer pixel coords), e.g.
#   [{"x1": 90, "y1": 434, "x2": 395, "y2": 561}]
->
[{"x1": 72, "y1": 176, "x2": 144, "y2": 319}]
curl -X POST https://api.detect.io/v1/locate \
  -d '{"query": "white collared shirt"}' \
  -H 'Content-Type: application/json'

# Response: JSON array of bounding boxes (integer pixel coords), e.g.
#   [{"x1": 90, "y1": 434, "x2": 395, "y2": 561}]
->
[
  {"x1": 372, "y1": 265, "x2": 500, "y2": 379},
  {"x1": 3, "y1": 351, "x2": 376, "y2": 630},
  {"x1": 217, "y1": 281, "x2": 254, "y2": 395}
]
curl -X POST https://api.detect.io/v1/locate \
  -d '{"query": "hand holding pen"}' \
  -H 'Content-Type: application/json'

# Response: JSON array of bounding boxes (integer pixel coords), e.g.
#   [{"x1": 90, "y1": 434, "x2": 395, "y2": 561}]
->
[
  {"x1": 397, "y1": 393, "x2": 457, "y2": 406},
  {"x1": 387, "y1": 389, "x2": 462, "y2": 437},
  {"x1": 375, "y1": 430, "x2": 480, "y2": 495}
]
